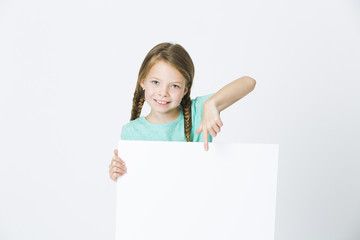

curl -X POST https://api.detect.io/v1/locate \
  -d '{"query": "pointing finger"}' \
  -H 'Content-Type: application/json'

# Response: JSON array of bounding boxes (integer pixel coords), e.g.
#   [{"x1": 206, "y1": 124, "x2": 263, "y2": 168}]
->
[{"x1": 203, "y1": 129, "x2": 209, "y2": 151}]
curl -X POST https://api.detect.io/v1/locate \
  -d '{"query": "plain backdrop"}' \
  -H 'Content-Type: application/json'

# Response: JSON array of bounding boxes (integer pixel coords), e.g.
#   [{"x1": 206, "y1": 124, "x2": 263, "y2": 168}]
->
[{"x1": 0, "y1": 0, "x2": 359, "y2": 239}]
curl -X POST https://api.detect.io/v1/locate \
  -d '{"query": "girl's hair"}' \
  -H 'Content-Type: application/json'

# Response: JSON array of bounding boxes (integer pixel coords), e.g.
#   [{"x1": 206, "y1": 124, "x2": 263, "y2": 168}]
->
[{"x1": 130, "y1": 42, "x2": 194, "y2": 142}]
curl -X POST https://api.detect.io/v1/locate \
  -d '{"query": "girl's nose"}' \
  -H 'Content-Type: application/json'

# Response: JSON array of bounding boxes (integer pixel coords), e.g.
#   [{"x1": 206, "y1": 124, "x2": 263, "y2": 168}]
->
[{"x1": 158, "y1": 86, "x2": 169, "y2": 97}]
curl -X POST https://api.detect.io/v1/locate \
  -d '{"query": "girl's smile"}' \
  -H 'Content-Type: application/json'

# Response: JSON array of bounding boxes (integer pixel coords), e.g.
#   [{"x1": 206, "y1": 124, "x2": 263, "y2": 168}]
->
[
  {"x1": 154, "y1": 99, "x2": 170, "y2": 105},
  {"x1": 141, "y1": 60, "x2": 188, "y2": 123}
]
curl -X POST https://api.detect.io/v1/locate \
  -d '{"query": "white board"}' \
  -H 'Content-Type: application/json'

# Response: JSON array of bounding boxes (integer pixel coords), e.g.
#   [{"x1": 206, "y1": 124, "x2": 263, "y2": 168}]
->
[{"x1": 116, "y1": 141, "x2": 279, "y2": 240}]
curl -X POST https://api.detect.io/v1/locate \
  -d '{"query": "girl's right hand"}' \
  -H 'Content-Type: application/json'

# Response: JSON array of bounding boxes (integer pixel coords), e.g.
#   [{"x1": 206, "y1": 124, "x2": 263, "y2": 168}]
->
[{"x1": 109, "y1": 149, "x2": 127, "y2": 182}]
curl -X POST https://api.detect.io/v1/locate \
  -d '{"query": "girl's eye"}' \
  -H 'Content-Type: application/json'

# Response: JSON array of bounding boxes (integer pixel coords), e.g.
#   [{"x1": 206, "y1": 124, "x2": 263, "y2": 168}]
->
[
  {"x1": 171, "y1": 85, "x2": 180, "y2": 89},
  {"x1": 152, "y1": 80, "x2": 159, "y2": 85}
]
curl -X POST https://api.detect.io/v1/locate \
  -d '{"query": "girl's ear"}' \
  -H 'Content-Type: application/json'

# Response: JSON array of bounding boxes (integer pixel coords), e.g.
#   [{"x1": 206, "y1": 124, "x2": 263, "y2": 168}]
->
[
  {"x1": 183, "y1": 87, "x2": 188, "y2": 96},
  {"x1": 140, "y1": 79, "x2": 145, "y2": 89}
]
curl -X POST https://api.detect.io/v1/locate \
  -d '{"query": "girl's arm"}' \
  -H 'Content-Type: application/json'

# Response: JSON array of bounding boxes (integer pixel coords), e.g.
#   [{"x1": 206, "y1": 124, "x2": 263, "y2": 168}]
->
[{"x1": 196, "y1": 76, "x2": 256, "y2": 151}]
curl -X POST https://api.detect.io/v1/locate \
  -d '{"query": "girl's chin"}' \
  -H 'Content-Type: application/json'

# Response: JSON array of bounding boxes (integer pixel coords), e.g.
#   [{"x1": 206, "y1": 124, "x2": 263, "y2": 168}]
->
[{"x1": 151, "y1": 106, "x2": 180, "y2": 115}]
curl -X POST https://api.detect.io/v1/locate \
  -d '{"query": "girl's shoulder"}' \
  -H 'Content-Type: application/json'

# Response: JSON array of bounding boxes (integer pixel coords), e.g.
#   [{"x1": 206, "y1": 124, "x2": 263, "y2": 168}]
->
[{"x1": 120, "y1": 117, "x2": 147, "y2": 140}]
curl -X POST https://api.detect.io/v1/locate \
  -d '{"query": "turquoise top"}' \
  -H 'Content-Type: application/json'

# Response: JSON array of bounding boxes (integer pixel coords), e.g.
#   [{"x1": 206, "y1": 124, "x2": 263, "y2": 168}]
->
[{"x1": 121, "y1": 94, "x2": 213, "y2": 142}]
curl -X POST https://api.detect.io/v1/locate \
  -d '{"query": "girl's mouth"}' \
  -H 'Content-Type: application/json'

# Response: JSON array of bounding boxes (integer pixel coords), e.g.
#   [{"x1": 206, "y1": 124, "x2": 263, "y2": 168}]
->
[{"x1": 154, "y1": 99, "x2": 170, "y2": 105}]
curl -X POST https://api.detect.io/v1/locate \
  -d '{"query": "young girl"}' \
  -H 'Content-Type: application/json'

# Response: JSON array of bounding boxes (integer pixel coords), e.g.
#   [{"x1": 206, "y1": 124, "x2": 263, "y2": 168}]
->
[{"x1": 109, "y1": 42, "x2": 256, "y2": 181}]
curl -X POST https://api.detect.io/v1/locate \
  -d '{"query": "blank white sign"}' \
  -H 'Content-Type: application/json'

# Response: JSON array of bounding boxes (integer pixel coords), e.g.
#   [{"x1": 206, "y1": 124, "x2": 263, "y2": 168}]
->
[{"x1": 116, "y1": 141, "x2": 279, "y2": 240}]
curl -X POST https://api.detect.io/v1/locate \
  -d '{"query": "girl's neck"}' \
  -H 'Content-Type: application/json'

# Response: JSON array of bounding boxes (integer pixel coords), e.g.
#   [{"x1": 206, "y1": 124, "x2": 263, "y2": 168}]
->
[{"x1": 145, "y1": 107, "x2": 181, "y2": 124}]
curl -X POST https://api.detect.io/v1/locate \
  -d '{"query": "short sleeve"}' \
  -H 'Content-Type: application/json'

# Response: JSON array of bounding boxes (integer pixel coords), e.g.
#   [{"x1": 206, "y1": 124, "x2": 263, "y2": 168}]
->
[
  {"x1": 191, "y1": 94, "x2": 214, "y2": 142},
  {"x1": 120, "y1": 124, "x2": 131, "y2": 140}
]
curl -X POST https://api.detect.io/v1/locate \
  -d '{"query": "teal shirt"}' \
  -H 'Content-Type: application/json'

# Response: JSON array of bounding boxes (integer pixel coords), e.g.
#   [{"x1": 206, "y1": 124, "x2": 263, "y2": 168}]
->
[{"x1": 121, "y1": 94, "x2": 213, "y2": 142}]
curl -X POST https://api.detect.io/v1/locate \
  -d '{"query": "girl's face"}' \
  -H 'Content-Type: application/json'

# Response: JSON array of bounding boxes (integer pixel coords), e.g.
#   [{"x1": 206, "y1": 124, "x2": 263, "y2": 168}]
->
[{"x1": 141, "y1": 60, "x2": 188, "y2": 123}]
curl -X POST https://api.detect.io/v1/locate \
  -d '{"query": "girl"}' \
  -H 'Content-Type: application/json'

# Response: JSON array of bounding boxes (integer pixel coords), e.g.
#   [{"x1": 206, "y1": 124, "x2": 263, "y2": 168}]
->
[{"x1": 109, "y1": 42, "x2": 256, "y2": 182}]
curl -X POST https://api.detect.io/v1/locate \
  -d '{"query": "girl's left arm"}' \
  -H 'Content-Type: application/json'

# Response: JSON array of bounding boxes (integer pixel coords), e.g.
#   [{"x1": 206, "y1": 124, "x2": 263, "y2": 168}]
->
[{"x1": 196, "y1": 76, "x2": 256, "y2": 151}]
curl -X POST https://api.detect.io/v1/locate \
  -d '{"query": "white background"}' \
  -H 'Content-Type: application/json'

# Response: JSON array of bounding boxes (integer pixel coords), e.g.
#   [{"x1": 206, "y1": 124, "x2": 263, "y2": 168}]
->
[{"x1": 0, "y1": 0, "x2": 359, "y2": 239}]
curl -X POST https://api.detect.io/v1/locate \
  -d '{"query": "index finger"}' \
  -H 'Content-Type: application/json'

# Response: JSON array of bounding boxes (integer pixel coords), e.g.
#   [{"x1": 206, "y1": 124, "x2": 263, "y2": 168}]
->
[{"x1": 203, "y1": 129, "x2": 209, "y2": 151}]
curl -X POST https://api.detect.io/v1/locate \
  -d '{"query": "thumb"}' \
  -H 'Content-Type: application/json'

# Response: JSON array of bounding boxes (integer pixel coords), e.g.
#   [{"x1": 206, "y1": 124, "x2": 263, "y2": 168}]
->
[
  {"x1": 114, "y1": 149, "x2": 118, "y2": 156},
  {"x1": 195, "y1": 124, "x2": 203, "y2": 134}
]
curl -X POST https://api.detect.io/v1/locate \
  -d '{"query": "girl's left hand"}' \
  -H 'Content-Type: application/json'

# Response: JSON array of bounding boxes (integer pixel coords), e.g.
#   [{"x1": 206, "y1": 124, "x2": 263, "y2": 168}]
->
[{"x1": 196, "y1": 99, "x2": 223, "y2": 151}]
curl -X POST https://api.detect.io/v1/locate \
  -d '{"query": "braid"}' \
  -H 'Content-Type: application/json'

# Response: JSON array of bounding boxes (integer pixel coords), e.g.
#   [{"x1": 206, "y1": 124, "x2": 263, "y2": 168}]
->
[
  {"x1": 181, "y1": 92, "x2": 192, "y2": 142},
  {"x1": 130, "y1": 84, "x2": 145, "y2": 121}
]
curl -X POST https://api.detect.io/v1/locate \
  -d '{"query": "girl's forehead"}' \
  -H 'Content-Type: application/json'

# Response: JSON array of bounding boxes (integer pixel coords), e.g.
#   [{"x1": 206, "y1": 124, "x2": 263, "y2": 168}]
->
[{"x1": 147, "y1": 61, "x2": 186, "y2": 83}]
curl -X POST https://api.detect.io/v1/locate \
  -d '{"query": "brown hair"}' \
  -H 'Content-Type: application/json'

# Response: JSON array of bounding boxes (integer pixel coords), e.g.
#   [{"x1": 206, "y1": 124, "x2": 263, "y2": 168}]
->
[{"x1": 130, "y1": 42, "x2": 194, "y2": 142}]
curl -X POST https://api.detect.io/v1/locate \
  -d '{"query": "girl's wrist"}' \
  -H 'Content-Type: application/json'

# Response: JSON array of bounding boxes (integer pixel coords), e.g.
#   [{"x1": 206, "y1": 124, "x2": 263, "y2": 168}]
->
[{"x1": 204, "y1": 97, "x2": 219, "y2": 111}]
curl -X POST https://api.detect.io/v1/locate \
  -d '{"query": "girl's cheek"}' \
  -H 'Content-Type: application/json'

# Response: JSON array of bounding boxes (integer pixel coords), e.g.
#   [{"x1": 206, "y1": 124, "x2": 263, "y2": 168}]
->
[
  {"x1": 178, "y1": 93, "x2": 185, "y2": 105},
  {"x1": 173, "y1": 91, "x2": 182, "y2": 99}
]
